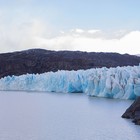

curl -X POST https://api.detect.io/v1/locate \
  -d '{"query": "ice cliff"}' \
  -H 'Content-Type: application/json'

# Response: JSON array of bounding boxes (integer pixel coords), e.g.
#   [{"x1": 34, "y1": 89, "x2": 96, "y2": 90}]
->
[{"x1": 0, "y1": 65, "x2": 140, "y2": 99}]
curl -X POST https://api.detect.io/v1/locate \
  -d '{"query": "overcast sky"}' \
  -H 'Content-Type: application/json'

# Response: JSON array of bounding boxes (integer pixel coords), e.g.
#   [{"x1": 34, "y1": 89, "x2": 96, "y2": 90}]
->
[{"x1": 0, "y1": 0, "x2": 140, "y2": 54}]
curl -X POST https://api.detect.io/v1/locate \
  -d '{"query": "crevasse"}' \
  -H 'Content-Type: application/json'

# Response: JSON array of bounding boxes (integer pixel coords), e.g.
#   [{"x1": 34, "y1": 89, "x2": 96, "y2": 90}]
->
[{"x1": 0, "y1": 65, "x2": 140, "y2": 99}]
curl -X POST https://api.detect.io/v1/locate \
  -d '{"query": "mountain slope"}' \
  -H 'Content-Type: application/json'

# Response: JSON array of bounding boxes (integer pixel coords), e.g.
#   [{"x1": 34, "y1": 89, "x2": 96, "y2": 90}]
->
[{"x1": 0, "y1": 49, "x2": 140, "y2": 78}]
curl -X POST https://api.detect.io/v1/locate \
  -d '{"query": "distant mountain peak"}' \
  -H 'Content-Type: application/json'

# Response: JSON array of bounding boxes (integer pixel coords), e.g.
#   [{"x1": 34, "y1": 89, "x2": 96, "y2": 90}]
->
[{"x1": 136, "y1": 54, "x2": 140, "y2": 57}]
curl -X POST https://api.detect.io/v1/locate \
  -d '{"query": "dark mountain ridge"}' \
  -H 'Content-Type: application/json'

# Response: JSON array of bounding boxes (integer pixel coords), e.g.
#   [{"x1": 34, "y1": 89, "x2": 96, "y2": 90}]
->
[{"x1": 0, "y1": 49, "x2": 140, "y2": 78}]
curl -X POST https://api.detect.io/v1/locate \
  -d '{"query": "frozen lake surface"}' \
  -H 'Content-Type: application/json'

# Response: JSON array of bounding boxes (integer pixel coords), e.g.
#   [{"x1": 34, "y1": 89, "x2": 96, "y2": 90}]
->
[{"x1": 0, "y1": 91, "x2": 139, "y2": 140}]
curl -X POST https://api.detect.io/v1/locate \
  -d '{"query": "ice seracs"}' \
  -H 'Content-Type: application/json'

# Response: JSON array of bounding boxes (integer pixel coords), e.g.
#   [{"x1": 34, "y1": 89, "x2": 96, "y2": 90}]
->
[{"x1": 0, "y1": 65, "x2": 140, "y2": 99}]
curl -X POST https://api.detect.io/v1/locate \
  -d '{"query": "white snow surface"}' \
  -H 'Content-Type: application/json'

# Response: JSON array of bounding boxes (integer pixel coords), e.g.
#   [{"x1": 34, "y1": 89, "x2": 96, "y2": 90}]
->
[{"x1": 0, "y1": 65, "x2": 140, "y2": 99}]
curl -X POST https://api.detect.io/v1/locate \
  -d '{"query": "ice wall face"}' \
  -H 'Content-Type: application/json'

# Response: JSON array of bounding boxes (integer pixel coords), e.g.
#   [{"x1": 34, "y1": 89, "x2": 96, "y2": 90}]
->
[{"x1": 0, "y1": 65, "x2": 140, "y2": 99}]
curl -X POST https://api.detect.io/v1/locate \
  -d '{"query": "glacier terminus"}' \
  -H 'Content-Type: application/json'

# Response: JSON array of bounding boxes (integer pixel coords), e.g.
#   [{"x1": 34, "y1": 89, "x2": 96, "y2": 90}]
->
[{"x1": 0, "y1": 65, "x2": 140, "y2": 100}]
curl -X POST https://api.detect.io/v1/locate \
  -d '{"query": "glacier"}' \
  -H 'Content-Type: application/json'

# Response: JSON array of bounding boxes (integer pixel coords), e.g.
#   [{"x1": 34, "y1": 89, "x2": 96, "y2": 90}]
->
[{"x1": 0, "y1": 65, "x2": 140, "y2": 99}]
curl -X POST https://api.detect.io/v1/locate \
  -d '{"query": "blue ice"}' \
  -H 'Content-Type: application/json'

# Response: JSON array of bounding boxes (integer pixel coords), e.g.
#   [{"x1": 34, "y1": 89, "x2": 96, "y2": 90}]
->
[{"x1": 0, "y1": 65, "x2": 140, "y2": 99}]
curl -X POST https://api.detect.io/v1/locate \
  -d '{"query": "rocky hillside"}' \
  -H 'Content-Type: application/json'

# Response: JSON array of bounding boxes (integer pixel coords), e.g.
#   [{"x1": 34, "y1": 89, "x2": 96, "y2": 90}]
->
[
  {"x1": 122, "y1": 97, "x2": 140, "y2": 125},
  {"x1": 0, "y1": 49, "x2": 140, "y2": 78}
]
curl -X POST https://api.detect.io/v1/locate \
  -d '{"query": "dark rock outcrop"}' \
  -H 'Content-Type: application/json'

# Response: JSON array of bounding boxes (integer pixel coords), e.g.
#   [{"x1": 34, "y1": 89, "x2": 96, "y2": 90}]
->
[
  {"x1": 0, "y1": 49, "x2": 140, "y2": 79},
  {"x1": 122, "y1": 97, "x2": 140, "y2": 125}
]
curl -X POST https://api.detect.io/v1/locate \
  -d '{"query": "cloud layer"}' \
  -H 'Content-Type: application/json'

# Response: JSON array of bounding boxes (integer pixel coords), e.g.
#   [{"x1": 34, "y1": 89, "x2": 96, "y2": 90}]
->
[{"x1": 0, "y1": 20, "x2": 140, "y2": 55}]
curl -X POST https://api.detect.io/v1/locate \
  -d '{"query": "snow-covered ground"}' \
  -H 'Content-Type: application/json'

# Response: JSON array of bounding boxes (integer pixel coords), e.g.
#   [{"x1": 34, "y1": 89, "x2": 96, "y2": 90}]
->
[{"x1": 0, "y1": 65, "x2": 140, "y2": 99}]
